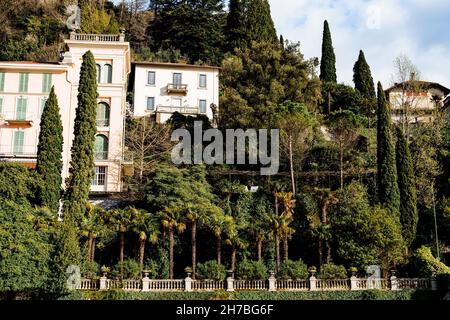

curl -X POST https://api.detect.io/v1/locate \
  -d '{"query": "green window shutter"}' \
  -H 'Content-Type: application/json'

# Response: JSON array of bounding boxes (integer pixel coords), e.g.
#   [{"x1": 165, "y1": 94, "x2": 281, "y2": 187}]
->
[
  {"x1": 16, "y1": 98, "x2": 27, "y2": 120},
  {"x1": 19, "y1": 73, "x2": 29, "y2": 93},
  {"x1": 96, "y1": 64, "x2": 101, "y2": 83},
  {"x1": 13, "y1": 131, "x2": 25, "y2": 154},
  {"x1": 40, "y1": 98, "x2": 47, "y2": 116},
  {"x1": 0, "y1": 73, "x2": 5, "y2": 92},
  {"x1": 0, "y1": 97, "x2": 3, "y2": 114},
  {"x1": 42, "y1": 74, "x2": 52, "y2": 93}
]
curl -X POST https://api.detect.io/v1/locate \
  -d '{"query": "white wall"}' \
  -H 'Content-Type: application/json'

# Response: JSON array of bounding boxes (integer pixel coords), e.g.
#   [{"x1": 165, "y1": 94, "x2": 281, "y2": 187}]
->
[{"x1": 133, "y1": 63, "x2": 219, "y2": 123}]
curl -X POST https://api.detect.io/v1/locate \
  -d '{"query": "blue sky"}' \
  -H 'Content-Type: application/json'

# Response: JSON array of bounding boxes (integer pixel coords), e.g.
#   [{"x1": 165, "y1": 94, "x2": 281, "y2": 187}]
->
[
  {"x1": 113, "y1": 0, "x2": 450, "y2": 87},
  {"x1": 269, "y1": 0, "x2": 450, "y2": 87}
]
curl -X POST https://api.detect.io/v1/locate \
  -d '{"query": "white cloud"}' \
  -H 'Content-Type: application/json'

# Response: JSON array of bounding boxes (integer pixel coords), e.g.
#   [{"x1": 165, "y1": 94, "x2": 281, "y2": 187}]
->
[{"x1": 269, "y1": 0, "x2": 450, "y2": 88}]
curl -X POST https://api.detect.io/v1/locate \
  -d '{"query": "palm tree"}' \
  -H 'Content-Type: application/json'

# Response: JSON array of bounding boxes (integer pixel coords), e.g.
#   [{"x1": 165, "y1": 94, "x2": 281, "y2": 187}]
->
[
  {"x1": 268, "y1": 213, "x2": 283, "y2": 272},
  {"x1": 207, "y1": 212, "x2": 235, "y2": 265},
  {"x1": 132, "y1": 209, "x2": 160, "y2": 272},
  {"x1": 81, "y1": 203, "x2": 107, "y2": 263},
  {"x1": 225, "y1": 231, "x2": 248, "y2": 272},
  {"x1": 105, "y1": 206, "x2": 135, "y2": 278},
  {"x1": 159, "y1": 206, "x2": 186, "y2": 279},
  {"x1": 315, "y1": 188, "x2": 338, "y2": 264},
  {"x1": 276, "y1": 192, "x2": 296, "y2": 262}
]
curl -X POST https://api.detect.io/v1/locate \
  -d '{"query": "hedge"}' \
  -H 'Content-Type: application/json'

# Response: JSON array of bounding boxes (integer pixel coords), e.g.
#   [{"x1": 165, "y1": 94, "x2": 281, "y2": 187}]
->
[{"x1": 58, "y1": 290, "x2": 443, "y2": 301}]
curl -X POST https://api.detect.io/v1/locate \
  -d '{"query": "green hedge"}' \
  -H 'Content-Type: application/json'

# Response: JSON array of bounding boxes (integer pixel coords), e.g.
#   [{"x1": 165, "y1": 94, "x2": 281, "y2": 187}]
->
[{"x1": 58, "y1": 290, "x2": 442, "y2": 301}]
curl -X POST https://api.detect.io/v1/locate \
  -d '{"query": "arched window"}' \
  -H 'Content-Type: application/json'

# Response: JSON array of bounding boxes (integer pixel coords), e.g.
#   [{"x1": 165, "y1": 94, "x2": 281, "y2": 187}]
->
[
  {"x1": 94, "y1": 134, "x2": 109, "y2": 160},
  {"x1": 96, "y1": 64, "x2": 101, "y2": 83},
  {"x1": 96, "y1": 102, "x2": 110, "y2": 127},
  {"x1": 103, "y1": 64, "x2": 112, "y2": 83}
]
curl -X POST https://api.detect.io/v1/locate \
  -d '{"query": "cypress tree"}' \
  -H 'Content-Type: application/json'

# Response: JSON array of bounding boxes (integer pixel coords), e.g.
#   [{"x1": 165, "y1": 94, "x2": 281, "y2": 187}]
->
[
  {"x1": 377, "y1": 82, "x2": 400, "y2": 216},
  {"x1": 64, "y1": 51, "x2": 98, "y2": 222},
  {"x1": 224, "y1": 0, "x2": 247, "y2": 52},
  {"x1": 320, "y1": 20, "x2": 337, "y2": 83},
  {"x1": 279, "y1": 34, "x2": 285, "y2": 50},
  {"x1": 395, "y1": 126, "x2": 418, "y2": 247},
  {"x1": 353, "y1": 50, "x2": 376, "y2": 99},
  {"x1": 246, "y1": 0, "x2": 278, "y2": 44},
  {"x1": 36, "y1": 86, "x2": 63, "y2": 213}
]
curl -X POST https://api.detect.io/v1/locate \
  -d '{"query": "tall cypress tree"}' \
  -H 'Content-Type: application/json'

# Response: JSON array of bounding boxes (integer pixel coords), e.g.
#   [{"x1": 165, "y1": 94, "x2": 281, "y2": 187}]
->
[
  {"x1": 246, "y1": 0, "x2": 278, "y2": 44},
  {"x1": 320, "y1": 20, "x2": 337, "y2": 83},
  {"x1": 353, "y1": 50, "x2": 375, "y2": 99},
  {"x1": 377, "y1": 82, "x2": 400, "y2": 216},
  {"x1": 36, "y1": 86, "x2": 63, "y2": 213},
  {"x1": 224, "y1": 0, "x2": 247, "y2": 52},
  {"x1": 64, "y1": 51, "x2": 98, "y2": 222},
  {"x1": 395, "y1": 126, "x2": 418, "y2": 247}
]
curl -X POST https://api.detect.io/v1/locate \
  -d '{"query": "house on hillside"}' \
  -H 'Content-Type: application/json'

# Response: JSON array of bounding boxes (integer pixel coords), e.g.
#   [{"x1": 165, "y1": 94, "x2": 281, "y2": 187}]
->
[
  {"x1": 131, "y1": 62, "x2": 220, "y2": 125},
  {"x1": 0, "y1": 32, "x2": 130, "y2": 193},
  {"x1": 385, "y1": 80, "x2": 450, "y2": 124}
]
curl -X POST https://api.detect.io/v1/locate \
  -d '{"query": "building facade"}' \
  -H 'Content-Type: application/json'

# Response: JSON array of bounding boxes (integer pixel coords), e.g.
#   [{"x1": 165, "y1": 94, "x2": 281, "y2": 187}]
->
[
  {"x1": 386, "y1": 81, "x2": 450, "y2": 124},
  {"x1": 132, "y1": 62, "x2": 220, "y2": 124},
  {"x1": 0, "y1": 32, "x2": 130, "y2": 193}
]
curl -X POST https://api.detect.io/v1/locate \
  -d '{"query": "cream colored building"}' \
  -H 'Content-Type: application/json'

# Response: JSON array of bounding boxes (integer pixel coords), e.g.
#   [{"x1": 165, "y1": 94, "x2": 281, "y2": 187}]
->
[
  {"x1": 132, "y1": 62, "x2": 220, "y2": 124},
  {"x1": 0, "y1": 32, "x2": 130, "y2": 193},
  {"x1": 386, "y1": 81, "x2": 450, "y2": 124}
]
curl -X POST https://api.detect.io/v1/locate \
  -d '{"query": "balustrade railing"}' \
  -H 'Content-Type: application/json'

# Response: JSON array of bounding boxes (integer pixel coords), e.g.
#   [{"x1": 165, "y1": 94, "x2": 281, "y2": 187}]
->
[
  {"x1": 397, "y1": 278, "x2": 431, "y2": 290},
  {"x1": 276, "y1": 279, "x2": 309, "y2": 291},
  {"x1": 77, "y1": 275, "x2": 436, "y2": 293},
  {"x1": 148, "y1": 279, "x2": 185, "y2": 292},
  {"x1": 192, "y1": 280, "x2": 225, "y2": 291},
  {"x1": 234, "y1": 280, "x2": 268, "y2": 291},
  {"x1": 316, "y1": 279, "x2": 350, "y2": 291}
]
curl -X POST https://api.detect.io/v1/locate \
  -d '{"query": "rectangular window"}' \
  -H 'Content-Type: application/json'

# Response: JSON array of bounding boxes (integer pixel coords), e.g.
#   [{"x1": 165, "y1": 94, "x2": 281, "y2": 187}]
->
[
  {"x1": 199, "y1": 74, "x2": 207, "y2": 88},
  {"x1": 0, "y1": 73, "x2": 5, "y2": 92},
  {"x1": 19, "y1": 73, "x2": 29, "y2": 93},
  {"x1": 146, "y1": 97, "x2": 155, "y2": 111},
  {"x1": 13, "y1": 130, "x2": 25, "y2": 154},
  {"x1": 92, "y1": 166, "x2": 107, "y2": 186},
  {"x1": 42, "y1": 74, "x2": 52, "y2": 93},
  {"x1": 173, "y1": 73, "x2": 182, "y2": 86},
  {"x1": 199, "y1": 100, "x2": 207, "y2": 113},
  {"x1": 16, "y1": 97, "x2": 27, "y2": 120},
  {"x1": 147, "y1": 71, "x2": 156, "y2": 85}
]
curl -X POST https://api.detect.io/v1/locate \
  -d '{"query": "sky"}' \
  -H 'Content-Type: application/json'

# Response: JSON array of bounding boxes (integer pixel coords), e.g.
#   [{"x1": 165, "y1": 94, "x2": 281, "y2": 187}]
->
[
  {"x1": 269, "y1": 0, "x2": 450, "y2": 88},
  {"x1": 112, "y1": 0, "x2": 450, "y2": 88}
]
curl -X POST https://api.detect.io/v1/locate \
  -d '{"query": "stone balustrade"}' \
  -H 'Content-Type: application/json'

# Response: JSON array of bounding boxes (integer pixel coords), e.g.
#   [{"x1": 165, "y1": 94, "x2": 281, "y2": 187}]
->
[{"x1": 76, "y1": 274, "x2": 438, "y2": 293}]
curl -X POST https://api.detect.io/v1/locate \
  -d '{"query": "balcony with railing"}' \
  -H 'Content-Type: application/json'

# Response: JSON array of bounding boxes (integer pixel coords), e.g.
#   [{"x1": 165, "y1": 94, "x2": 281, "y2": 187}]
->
[
  {"x1": 156, "y1": 105, "x2": 199, "y2": 115},
  {"x1": 0, "y1": 112, "x2": 34, "y2": 128},
  {"x1": 96, "y1": 119, "x2": 110, "y2": 128},
  {"x1": 167, "y1": 83, "x2": 188, "y2": 95},
  {"x1": 94, "y1": 151, "x2": 109, "y2": 161},
  {"x1": 69, "y1": 31, "x2": 125, "y2": 43},
  {"x1": 0, "y1": 144, "x2": 37, "y2": 159}
]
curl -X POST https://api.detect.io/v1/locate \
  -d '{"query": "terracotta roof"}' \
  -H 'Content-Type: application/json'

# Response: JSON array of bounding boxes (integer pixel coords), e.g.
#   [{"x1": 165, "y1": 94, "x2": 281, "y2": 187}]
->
[
  {"x1": 132, "y1": 61, "x2": 221, "y2": 70},
  {"x1": 386, "y1": 81, "x2": 450, "y2": 96},
  {"x1": 0, "y1": 61, "x2": 60, "y2": 65}
]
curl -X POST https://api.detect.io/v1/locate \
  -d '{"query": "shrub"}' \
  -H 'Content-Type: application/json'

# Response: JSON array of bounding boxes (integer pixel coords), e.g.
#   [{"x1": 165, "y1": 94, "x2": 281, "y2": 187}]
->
[
  {"x1": 412, "y1": 246, "x2": 450, "y2": 277},
  {"x1": 277, "y1": 260, "x2": 309, "y2": 280},
  {"x1": 318, "y1": 264, "x2": 347, "y2": 279},
  {"x1": 197, "y1": 260, "x2": 227, "y2": 281},
  {"x1": 113, "y1": 259, "x2": 141, "y2": 279},
  {"x1": 236, "y1": 260, "x2": 268, "y2": 280},
  {"x1": 81, "y1": 261, "x2": 99, "y2": 279}
]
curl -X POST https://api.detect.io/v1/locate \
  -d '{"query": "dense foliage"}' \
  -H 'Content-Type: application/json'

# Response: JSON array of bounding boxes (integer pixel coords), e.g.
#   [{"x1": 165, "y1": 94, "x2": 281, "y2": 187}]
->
[{"x1": 0, "y1": 0, "x2": 448, "y2": 300}]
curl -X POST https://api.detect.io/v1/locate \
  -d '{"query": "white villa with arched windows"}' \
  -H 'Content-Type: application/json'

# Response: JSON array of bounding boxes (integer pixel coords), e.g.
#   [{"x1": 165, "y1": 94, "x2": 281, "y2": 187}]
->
[{"x1": 0, "y1": 32, "x2": 130, "y2": 194}]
